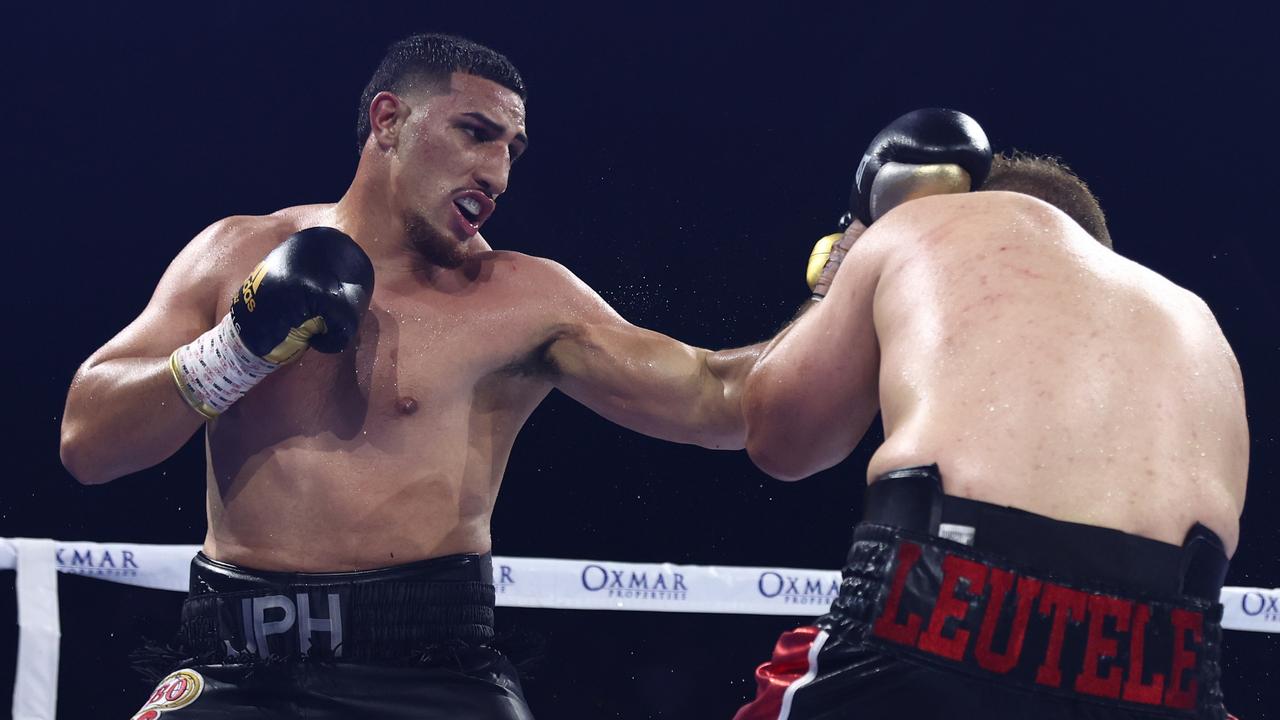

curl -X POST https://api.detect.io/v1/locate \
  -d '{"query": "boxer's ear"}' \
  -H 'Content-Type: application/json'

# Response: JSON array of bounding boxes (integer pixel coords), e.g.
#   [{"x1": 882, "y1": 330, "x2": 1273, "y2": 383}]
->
[{"x1": 368, "y1": 92, "x2": 407, "y2": 151}]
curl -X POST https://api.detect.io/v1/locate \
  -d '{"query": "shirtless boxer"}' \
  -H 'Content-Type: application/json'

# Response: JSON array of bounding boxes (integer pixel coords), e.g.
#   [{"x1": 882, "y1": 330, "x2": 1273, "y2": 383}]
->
[
  {"x1": 735, "y1": 110, "x2": 1247, "y2": 719},
  {"x1": 59, "y1": 34, "x2": 760, "y2": 719}
]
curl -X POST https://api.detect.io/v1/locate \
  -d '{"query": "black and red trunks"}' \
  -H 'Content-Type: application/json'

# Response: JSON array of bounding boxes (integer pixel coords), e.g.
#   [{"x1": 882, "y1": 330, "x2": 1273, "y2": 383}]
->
[{"x1": 734, "y1": 465, "x2": 1233, "y2": 720}]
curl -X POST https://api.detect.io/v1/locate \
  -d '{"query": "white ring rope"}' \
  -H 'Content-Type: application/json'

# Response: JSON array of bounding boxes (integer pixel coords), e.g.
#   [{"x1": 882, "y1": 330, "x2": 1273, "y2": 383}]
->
[{"x1": 4, "y1": 538, "x2": 1278, "y2": 720}]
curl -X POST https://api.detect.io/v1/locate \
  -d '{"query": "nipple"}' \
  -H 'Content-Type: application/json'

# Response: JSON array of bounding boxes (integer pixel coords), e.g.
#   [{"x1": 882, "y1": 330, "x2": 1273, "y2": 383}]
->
[{"x1": 395, "y1": 396, "x2": 419, "y2": 416}]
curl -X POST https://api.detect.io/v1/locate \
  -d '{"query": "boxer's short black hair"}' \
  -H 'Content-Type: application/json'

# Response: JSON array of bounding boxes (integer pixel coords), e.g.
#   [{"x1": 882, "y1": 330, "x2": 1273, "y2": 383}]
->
[
  {"x1": 356, "y1": 33, "x2": 526, "y2": 152},
  {"x1": 982, "y1": 152, "x2": 1112, "y2": 249}
]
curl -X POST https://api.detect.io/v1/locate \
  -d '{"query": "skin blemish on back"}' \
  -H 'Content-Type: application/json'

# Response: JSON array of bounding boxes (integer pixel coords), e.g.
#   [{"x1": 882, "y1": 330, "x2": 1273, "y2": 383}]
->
[{"x1": 396, "y1": 396, "x2": 420, "y2": 415}]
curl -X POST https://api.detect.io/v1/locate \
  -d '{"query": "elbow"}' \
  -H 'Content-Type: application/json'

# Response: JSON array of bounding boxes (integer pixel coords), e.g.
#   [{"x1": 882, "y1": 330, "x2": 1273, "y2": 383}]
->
[
  {"x1": 59, "y1": 424, "x2": 112, "y2": 485},
  {"x1": 743, "y1": 390, "x2": 827, "y2": 481},
  {"x1": 742, "y1": 377, "x2": 805, "y2": 479},
  {"x1": 745, "y1": 425, "x2": 816, "y2": 482},
  {"x1": 746, "y1": 438, "x2": 813, "y2": 482}
]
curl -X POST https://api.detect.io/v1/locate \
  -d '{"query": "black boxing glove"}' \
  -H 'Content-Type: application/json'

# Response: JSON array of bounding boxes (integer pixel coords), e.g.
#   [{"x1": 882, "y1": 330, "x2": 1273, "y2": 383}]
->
[
  {"x1": 805, "y1": 109, "x2": 990, "y2": 294},
  {"x1": 170, "y1": 227, "x2": 375, "y2": 418},
  {"x1": 231, "y1": 227, "x2": 374, "y2": 359},
  {"x1": 851, "y1": 108, "x2": 992, "y2": 226}
]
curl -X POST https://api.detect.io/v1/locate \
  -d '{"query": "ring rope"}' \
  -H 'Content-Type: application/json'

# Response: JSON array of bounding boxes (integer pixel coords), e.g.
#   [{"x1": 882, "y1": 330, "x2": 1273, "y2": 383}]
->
[{"x1": 4, "y1": 538, "x2": 1277, "y2": 720}]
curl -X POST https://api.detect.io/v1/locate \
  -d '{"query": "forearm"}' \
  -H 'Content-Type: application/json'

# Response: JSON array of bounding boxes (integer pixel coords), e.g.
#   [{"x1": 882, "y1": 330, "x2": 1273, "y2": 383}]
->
[
  {"x1": 757, "y1": 295, "x2": 823, "y2": 360},
  {"x1": 743, "y1": 344, "x2": 854, "y2": 480},
  {"x1": 743, "y1": 255, "x2": 882, "y2": 479},
  {"x1": 741, "y1": 226, "x2": 863, "y2": 468},
  {"x1": 546, "y1": 319, "x2": 755, "y2": 449},
  {"x1": 60, "y1": 357, "x2": 206, "y2": 484}
]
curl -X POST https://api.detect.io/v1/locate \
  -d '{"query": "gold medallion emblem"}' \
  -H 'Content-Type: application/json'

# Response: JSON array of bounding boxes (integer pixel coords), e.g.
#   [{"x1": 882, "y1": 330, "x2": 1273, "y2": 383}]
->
[{"x1": 133, "y1": 668, "x2": 205, "y2": 716}]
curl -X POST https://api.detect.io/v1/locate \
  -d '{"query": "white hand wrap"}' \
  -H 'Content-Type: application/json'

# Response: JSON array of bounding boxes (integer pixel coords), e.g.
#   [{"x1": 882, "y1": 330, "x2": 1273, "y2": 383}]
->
[{"x1": 169, "y1": 314, "x2": 279, "y2": 419}]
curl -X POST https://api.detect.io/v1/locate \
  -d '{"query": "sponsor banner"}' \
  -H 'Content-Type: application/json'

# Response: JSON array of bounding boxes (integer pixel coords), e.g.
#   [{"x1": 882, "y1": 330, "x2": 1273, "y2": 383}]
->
[
  {"x1": 1, "y1": 539, "x2": 1275, "y2": 629},
  {"x1": 1, "y1": 539, "x2": 200, "y2": 592},
  {"x1": 492, "y1": 556, "x2": 839, "y2": 615},
  {"x1": 1220, "y1": 586, "x2": 1280, "y2": 633}
]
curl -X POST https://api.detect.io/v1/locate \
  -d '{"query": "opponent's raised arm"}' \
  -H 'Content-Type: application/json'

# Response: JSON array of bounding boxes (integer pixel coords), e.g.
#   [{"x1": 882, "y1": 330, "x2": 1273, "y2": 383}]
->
[
  {"x1": 743, "y1": 222, "x2": 885, "y2": 479},
  {"x1": 536, "y1": 262, "x2": 760, "y2": 450},
  {"x1": 745, "y1": 109, "x2": 993, "y2": 480}
]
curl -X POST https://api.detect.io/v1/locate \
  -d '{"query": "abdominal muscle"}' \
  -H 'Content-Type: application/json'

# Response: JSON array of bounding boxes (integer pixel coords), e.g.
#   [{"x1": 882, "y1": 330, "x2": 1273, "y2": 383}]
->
[
  {"x1": 197, "y1": 311, "x2": 548, "y2": 572},
  {"x1": 202, "y1": 437, "x2": 498, "y2": 573},
  {"x1": 865, "y1": 198, "x2": 1245, "y2": 553}
]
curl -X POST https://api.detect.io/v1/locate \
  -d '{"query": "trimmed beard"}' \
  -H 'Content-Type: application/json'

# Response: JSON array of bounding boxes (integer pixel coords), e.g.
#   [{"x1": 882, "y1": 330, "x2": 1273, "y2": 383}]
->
[{"x1": 404, "y1": 211, "x2": 467, "y2": 269}]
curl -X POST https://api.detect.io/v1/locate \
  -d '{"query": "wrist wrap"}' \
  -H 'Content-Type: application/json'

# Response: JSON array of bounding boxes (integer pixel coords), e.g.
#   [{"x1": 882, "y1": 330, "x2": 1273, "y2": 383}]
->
[{"x1": 170, "y1": 314, "x2": 279, "y2": 419}]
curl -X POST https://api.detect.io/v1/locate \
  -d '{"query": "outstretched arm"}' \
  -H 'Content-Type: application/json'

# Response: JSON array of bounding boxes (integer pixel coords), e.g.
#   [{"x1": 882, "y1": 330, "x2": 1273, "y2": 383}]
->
[
  {"x1": 534, "y1": 261, "x2": 761, "y2": 450},
  {"x1": 744, "y1": 107, "x2": 991, "y2": 479},
  {"x1": 548, "y1": 320, "x2": 760, "y2": 450}
]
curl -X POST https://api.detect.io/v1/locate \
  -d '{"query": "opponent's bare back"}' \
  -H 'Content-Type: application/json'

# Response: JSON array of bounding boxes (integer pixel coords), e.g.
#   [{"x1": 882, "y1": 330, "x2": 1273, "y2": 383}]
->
[{"x1": 750, "y1": 191, "x2": 1248, "y2": 553}]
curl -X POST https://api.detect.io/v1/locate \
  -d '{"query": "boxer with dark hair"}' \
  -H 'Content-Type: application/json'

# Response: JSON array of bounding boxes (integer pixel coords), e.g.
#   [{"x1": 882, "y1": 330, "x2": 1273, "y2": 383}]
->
[
  {"x1": 736, "y1": 110, "x2": 1246, "y2": 719},
  {"x1": 61, "y1": 33, "x2": 767, "y2": 719},
  {"x1": 354, "y1": 33, "x2": 527, "y2": 152}
]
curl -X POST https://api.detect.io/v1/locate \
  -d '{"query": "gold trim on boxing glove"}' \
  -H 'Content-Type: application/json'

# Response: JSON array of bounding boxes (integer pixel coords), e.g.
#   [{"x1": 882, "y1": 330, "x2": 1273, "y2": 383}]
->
[
  {"x1": 239, "y1": 261, "x2": 269, "y2": 313},
  {"x1": 169, "y1": 350, "x2": 220, "y2": 420},
  {"x1": 806, "y1": 233, "x2": 843, "y2": 291},
  {"x1": 262, "y1": 316, "x2": 328, "y2": 364},
  {"x1": 868, "y1": 162, "x2": 972, "y2": 221}
]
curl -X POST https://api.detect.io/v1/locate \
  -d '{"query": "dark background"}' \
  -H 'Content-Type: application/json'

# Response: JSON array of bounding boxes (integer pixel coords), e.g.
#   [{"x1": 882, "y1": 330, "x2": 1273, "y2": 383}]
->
[{"x1": 2, "y1": 2, "x2": 1277, "y2": 718}]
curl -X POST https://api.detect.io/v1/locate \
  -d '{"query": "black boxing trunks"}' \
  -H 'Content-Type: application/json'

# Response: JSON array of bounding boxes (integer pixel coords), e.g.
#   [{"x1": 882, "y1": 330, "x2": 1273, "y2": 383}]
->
[
  {"x1": 131, "y1": 552, "x2": 533, "y2": 720},
  {"x1": 734, "y1": 465, "x2": 1234, "y2": 720}
]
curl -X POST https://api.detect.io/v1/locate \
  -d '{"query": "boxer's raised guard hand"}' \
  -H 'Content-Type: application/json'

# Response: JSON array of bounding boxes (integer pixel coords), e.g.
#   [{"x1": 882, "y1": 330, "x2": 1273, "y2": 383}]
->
[
  {"x1": 170, "y1": 227, "x2": 375, "y2": 419},
  {"x1": 805, "y1": 109, "x2": 991, "y2": 296},
  {"x1": 232, "y1": 227, "x2": 375, "y2": 361},
  {"x1": 852, "y1": 108, "x2": 991, "y2": 226}
]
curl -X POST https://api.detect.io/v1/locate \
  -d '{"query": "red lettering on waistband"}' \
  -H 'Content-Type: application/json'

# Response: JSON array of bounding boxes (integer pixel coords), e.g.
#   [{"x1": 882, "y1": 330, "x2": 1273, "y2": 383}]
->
[
  {"x1": 871, "y1": 541, "x2": 924, "y2": 646},
  {"x1": 1121, "y1": 602, "x2": 1166, "y2": 705},
  {"x1": 974, "y1": 570, "x2": 1042, "y2": 674},
  {"x1": 917, "y1": 555, "x2": 987, "y2": 661},
  {"x1": 1035, "y1": 584, "x2": 1088, "y2": 688},
  {"x1": 862, "y1": 538, "x2": 1214, "y2": 714},
  {"x1": 1074, "y1": 595, "x2": 1133, "y2": 699},
  {"x1": 1164, "y1": 608, "x2": 1203, "y2": 710}
]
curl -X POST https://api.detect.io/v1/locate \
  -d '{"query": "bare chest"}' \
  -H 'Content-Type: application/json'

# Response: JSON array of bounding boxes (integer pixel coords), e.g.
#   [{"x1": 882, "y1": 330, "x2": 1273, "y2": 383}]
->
[{"x1": 223, "y1": 289, "x2": 549, "y2": 437}]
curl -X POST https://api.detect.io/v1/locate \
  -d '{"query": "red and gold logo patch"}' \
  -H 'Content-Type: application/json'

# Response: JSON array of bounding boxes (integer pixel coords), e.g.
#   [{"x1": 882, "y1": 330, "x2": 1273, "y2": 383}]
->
[{"x1": 132, "y1": 668, "x2": 204, "y2": 718}]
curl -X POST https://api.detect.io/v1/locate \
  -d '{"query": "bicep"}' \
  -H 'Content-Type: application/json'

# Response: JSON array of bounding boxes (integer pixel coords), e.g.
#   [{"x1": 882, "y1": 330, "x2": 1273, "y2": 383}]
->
[
  {"x1": 79, "y1": 224, "x2": 235, "y2": 372},
  {"x1": 547, "y1": 314, "x2": 710, "y2": 434},
  {"x1": 535, "y1": 264, "x2": 726, "y2": 443}
]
